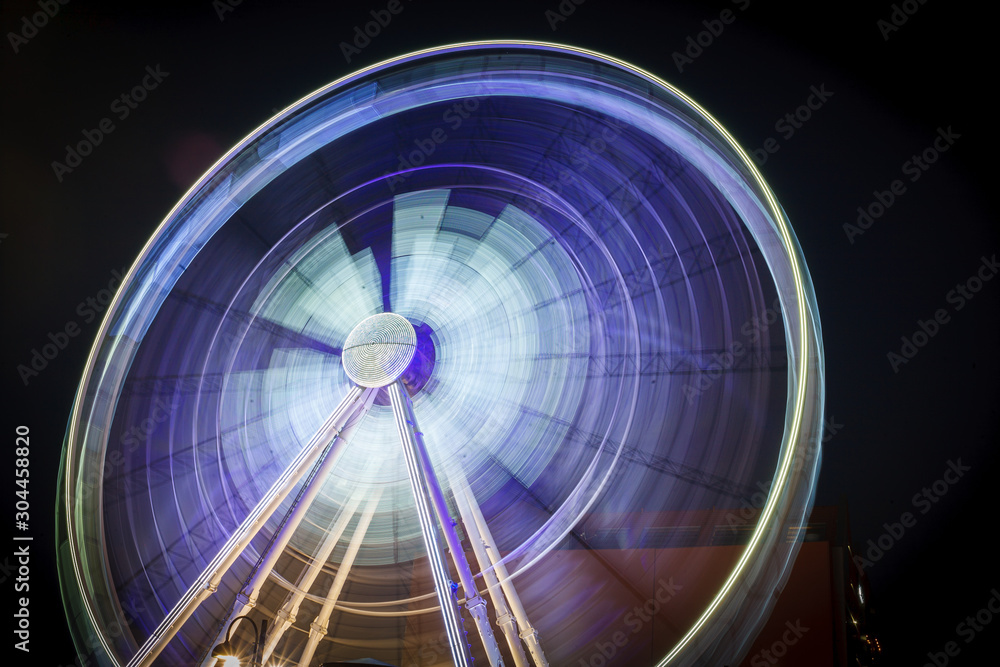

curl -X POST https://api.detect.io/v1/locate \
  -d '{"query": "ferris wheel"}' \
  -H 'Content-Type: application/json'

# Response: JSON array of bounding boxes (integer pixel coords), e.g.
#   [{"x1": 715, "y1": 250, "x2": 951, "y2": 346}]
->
[{"x1": 58, "y1": 42, "x2": 824, "y2": 667}]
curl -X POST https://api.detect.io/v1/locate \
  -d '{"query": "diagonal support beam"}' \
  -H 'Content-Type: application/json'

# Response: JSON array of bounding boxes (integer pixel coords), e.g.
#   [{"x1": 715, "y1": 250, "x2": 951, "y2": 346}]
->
[
  {"x1": 260, "y1": 492, "x2": 364, "y2": 664},
  {"x1": 389, "y1": 382, "x2": 505, "y2": 667},
  {"x1": 126, "y1": 385, "x2": 374, "y2": 667},
  {"x1": 388, "y1": 382, "x2": 475, "y2": 667},
  {"x1": 297, "y1": 486, "x2": 383, "y2": 667},
  {"x1": 454, "y1": 472, "x2": 549, "y2": 667},
  {"x1": 449, "y1": 470, "x2": 529, "y2": 667},
  {"x1": 201, "y1": 390, "x2": 375, "y2": 666}
]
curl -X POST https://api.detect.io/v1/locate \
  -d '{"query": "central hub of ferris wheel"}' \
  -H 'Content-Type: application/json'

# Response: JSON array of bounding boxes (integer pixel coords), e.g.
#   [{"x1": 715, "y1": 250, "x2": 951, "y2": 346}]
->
[{"x1": 342, "y1": 312, "x2": 417, "y2": 388}]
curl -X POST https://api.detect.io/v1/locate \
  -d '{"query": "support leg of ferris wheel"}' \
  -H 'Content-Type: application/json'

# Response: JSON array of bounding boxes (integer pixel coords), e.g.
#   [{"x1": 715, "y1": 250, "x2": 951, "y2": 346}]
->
[
  {"x1": 452, "y1": 468, "x2": 549, "y2": 667},
  {"x1": 201, "y1": 390, "x2": 376, "y2": 666},
  {"x1": 448, "y1": 467, "x2": 530, "y2": 667},
  {"x1": 297, "y1": 486, "x2": 384, "y2": 667},
  {"x1": 260, "y1": 492, "x2": 364, "y2": 664},
  {"x1": 126, "y1": 385, "x2": 375, "y2": 667},
  {"x1": 388, "y1": 380, "x2": 505, "y2": 667}
]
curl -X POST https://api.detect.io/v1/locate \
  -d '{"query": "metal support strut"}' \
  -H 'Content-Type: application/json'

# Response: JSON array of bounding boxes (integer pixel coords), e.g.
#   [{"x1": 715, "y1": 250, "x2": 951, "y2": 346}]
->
[
  {"x1": 389, "y1": 381, "x2": 506, "y2": 667},
  {"x1": 453, "y1": 470, "x2": 549, "y2": 667},
  {"x1": 201, "y1": 391, "x2": 375, "y2": 666},
  {"x1": 126, "y1": 386, "x2": 374, "y2": 667},
  {"x1": 450, "y1": 470, "x2": 530, "y2": 667}
]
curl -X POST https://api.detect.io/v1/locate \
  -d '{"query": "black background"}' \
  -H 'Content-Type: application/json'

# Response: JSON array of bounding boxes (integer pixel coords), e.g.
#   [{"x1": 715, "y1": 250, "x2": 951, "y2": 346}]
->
[{"x1": 2, "y1": 1, "x2": 997, "y2": 665}]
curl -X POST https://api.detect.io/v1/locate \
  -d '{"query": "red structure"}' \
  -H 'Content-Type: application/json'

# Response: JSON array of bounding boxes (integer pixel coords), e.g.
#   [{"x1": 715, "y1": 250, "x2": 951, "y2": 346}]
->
[{"x1": 420, "y1": 501, "x2": 883, "y2": 667}]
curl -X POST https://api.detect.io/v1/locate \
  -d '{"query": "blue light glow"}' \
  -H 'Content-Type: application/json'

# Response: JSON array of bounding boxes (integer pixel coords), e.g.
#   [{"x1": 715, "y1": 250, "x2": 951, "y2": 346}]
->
[{"x1": 58, "y1": 42, "x2": 823, "y2": 667}]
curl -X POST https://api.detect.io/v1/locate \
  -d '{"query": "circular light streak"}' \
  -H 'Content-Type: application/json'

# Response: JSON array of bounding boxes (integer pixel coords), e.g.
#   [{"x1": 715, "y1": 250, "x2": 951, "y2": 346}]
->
[{"x1": 57, "y1": 41, "x2": 824, "y2": 667}]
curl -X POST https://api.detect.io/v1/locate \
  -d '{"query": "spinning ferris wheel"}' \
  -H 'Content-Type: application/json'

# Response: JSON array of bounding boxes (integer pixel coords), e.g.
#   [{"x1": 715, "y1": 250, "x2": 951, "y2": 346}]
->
[{"x1": 58, "y1": 42, "x2": 824, "y2": 667}]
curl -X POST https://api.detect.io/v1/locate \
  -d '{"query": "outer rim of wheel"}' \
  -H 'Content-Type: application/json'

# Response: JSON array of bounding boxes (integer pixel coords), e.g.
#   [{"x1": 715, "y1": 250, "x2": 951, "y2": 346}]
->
[{"x1": 57, "y1": 40, "x2": 824, "y2": 667}]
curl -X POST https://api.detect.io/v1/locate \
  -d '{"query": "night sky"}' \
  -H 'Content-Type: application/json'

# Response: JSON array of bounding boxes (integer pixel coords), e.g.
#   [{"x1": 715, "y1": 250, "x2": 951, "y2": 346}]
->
[{"x1": 2, "y1": 1, "x2": 998, "y2": 665}]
